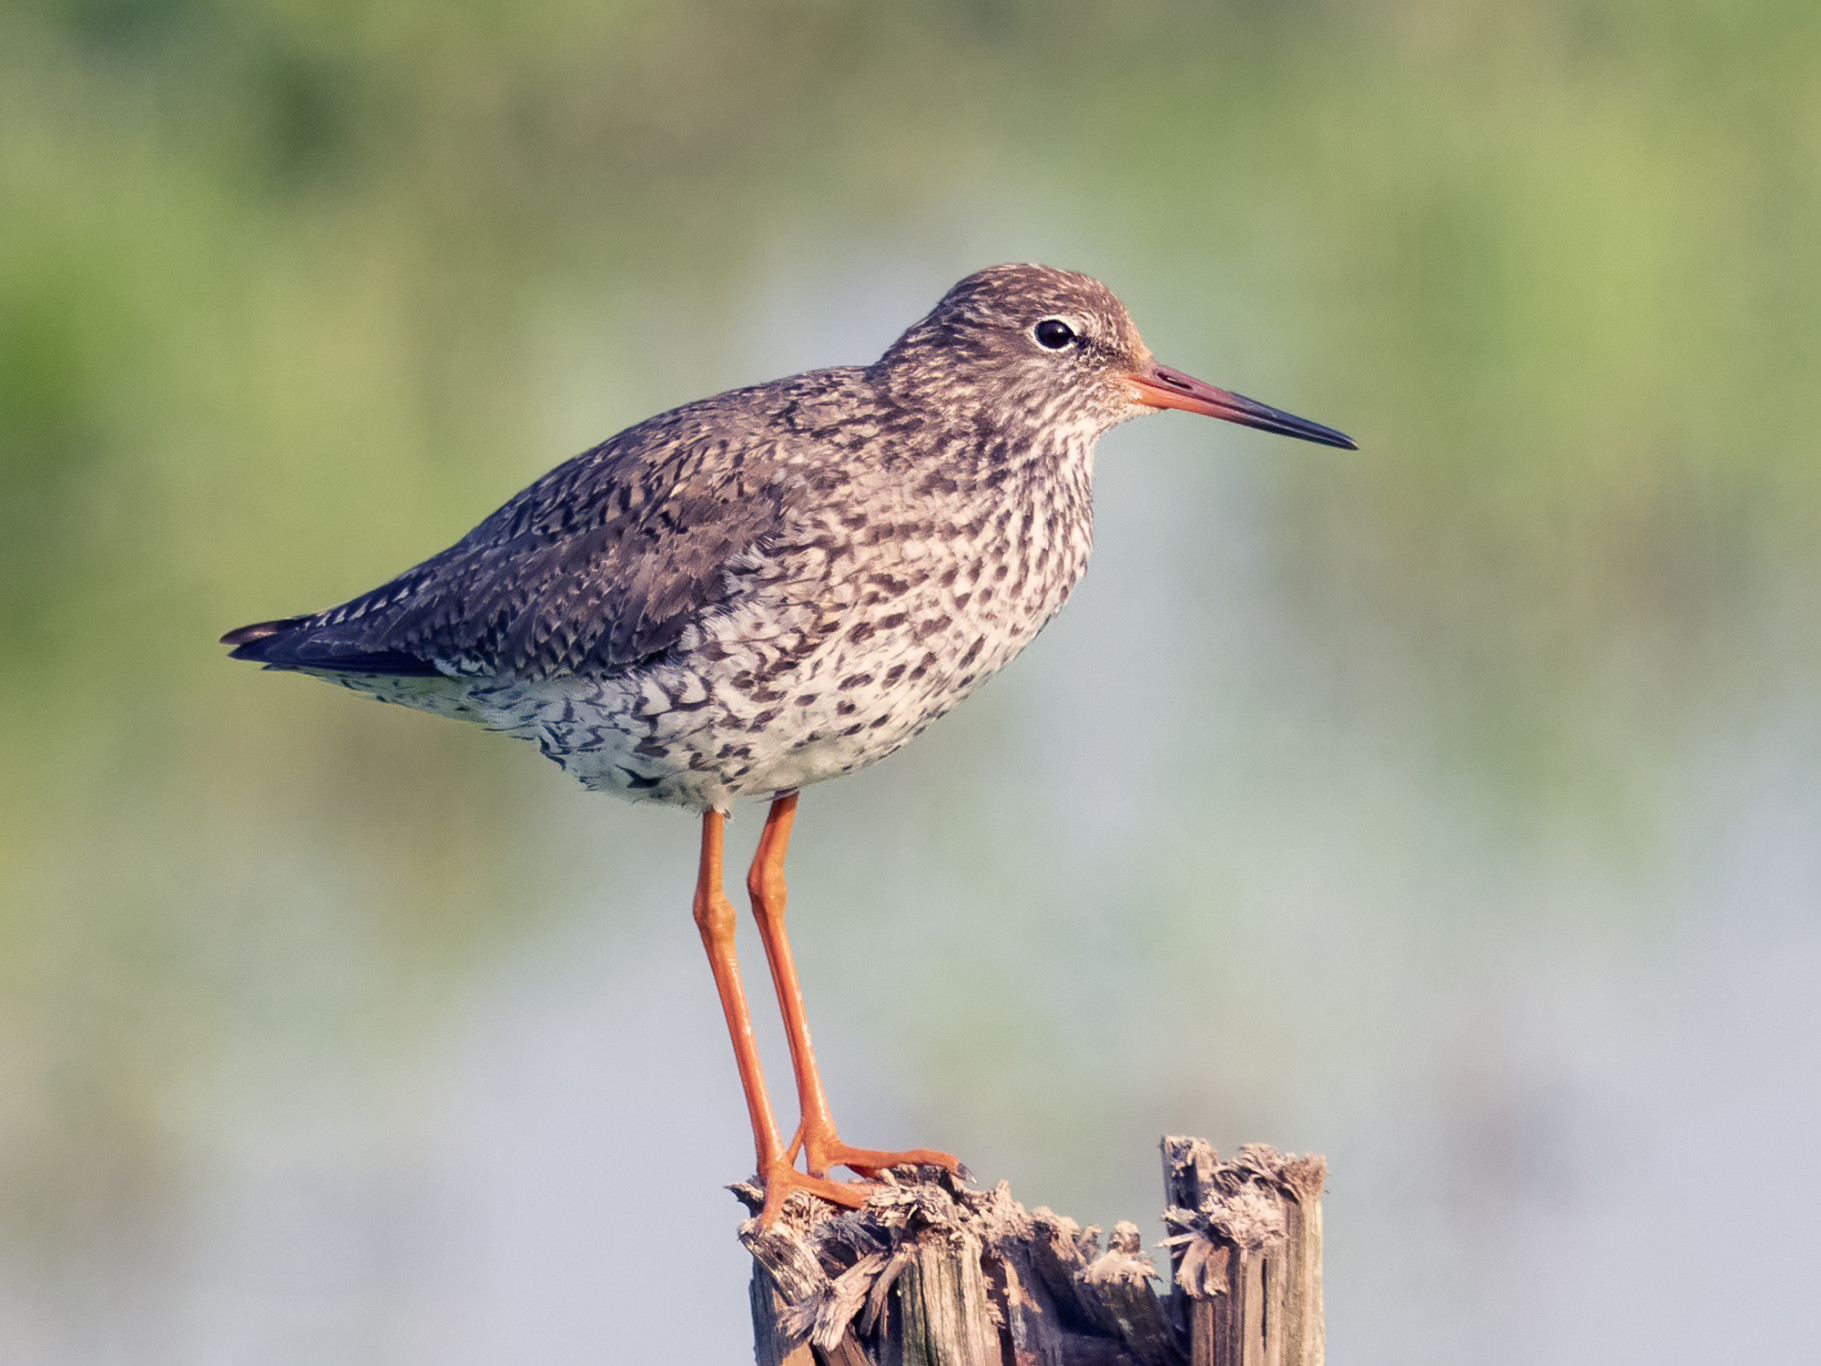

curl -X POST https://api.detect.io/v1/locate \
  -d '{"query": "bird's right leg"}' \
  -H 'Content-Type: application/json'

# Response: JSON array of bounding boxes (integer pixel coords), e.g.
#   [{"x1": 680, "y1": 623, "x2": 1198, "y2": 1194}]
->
[
  {"x1": 693, "y1": 810, "x2": 862, "y2": 1218},
  {"x1": 746, "y1": 794, "x2": 959, "y2": 1218}
]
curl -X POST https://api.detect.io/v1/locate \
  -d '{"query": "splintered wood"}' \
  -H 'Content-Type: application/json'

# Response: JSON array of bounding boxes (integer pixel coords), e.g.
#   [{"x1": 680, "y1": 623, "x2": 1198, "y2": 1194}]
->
[{"x1": 739, "y1": 1137, "x2": 1325, "y2": 1366}]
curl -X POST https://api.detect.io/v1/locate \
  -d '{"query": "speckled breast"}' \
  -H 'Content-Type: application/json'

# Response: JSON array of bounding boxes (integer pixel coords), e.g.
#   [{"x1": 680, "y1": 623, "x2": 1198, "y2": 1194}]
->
[{"x1": 488, "y1": 447, "x2": 1097, "y2": 811}]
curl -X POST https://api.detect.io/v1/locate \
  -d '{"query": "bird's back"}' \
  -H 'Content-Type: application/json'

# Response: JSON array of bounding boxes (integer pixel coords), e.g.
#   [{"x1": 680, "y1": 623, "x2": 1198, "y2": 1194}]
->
[{"x1": 225, "y1": 368, "x2": 877, "y2": 683}]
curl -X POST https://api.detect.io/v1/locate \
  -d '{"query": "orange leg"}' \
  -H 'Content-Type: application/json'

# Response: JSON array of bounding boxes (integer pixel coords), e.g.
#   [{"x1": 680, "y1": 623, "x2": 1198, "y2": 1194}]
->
[
  {"x1": 693, "y1": 809, "x2": 864, "y2": 1219},
  {"x1": 746, "y1": 793, "x2": 959, "y2": 1214}
]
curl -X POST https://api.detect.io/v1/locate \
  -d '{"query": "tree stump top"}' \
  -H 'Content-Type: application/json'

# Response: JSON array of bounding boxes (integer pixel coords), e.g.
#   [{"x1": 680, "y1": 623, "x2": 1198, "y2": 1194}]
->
[{"x1": 741, "y1": 1138, "x2": 1325, "y2": 1366}]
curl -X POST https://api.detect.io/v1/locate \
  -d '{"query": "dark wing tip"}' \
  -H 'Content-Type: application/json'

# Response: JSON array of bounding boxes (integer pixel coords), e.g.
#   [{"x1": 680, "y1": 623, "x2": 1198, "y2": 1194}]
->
[
  {"x1": 220, "y1": 615, "x2": 441, "y2": 676},
  {"x1": 222, "y1": 617, "x2": 310, "y2": 660},
  {"x1": 221, "y1": 617, "x2": 303, "y2": 649}
]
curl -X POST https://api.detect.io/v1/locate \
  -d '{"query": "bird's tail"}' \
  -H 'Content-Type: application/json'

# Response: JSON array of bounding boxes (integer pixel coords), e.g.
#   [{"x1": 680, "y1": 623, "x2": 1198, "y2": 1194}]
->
[
  {"x1": 219, "y1": 616, "x2": 440, "y2": 676},
  {"x1": 220, "y1": 617, "x2": 309, "y2": 657}
]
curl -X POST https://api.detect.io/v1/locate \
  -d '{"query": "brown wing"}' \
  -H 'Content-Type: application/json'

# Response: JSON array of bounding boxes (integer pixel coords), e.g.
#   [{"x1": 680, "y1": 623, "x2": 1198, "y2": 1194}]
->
[{"x1": 223, "y1": 375, "x2": 852, "y2": 679}]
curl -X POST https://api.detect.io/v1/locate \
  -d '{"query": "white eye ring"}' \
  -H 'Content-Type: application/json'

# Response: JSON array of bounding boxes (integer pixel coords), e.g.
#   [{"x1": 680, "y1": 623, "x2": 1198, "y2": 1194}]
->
[{"x1": 1033, "y1": 318, "x2": 1077, "y2": 350}]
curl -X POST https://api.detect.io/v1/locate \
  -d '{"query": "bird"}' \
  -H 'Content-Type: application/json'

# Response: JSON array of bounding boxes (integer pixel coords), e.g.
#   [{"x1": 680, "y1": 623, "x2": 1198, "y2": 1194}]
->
[{"x1": 222, "y1": 264, "x2": 1355, "y2": 1222}]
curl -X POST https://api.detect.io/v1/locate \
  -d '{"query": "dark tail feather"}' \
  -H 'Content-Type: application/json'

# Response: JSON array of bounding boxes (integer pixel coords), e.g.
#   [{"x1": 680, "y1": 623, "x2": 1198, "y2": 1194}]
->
[
  {"x1": 220, "y1": 617, "x2": 441, "y2": 676},
  {"x1": 221, "y1": 617, "x2": 307, "y2": 649}
]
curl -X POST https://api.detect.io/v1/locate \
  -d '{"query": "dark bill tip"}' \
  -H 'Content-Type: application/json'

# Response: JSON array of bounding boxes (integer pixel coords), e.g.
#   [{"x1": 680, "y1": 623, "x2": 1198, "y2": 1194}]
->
[{"x1": 1128, "y1": 364, "x2": 1358, "y2": 451}]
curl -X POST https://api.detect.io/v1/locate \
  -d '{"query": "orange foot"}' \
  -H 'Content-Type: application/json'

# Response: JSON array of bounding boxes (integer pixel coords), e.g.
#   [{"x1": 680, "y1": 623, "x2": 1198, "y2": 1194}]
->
[
  {"x1": 807, "y1": 1137, "x2": 962, "y2": 1182},
  {"x1": 758, "y1": 1130, "x2": 964, "y2": 1224}
]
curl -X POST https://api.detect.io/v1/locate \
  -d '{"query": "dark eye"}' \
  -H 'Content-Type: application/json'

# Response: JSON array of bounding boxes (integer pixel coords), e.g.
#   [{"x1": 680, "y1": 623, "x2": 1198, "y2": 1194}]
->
[{"x1": 1034, "y1": 318, "x2": 1076, "y2": 350}]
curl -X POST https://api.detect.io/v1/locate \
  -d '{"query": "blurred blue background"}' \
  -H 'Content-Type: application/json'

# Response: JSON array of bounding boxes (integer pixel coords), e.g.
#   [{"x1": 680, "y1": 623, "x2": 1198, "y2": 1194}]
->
[{"x1": 3, "y1": 1, "x2": 1819, "y2": 1360}]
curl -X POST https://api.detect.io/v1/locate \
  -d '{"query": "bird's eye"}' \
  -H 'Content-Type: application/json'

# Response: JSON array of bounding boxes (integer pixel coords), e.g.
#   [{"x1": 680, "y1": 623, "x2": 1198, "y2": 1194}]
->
[{"x1": 1033, "y1": 318, "x2": 1076, "y2": 350}]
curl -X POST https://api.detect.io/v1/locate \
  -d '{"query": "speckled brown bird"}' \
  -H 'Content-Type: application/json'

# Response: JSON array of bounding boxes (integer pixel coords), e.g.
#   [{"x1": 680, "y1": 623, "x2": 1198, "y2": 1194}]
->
[{"x1": 222, "y1": 264, "x2": 1355, "y2": 1219}]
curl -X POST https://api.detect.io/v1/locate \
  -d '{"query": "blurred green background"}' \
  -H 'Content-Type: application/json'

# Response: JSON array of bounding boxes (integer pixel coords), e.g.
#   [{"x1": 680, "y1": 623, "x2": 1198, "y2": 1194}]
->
[{"x1": 4, "y1": 0, "x2": 1819, "y2": 1360}]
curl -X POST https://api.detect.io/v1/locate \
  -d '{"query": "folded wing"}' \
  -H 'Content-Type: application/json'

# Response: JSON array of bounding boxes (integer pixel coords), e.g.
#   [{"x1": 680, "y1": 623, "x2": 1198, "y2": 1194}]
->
[{"x1": 223, "y1": 391, "x2": 801, "y2": 681}]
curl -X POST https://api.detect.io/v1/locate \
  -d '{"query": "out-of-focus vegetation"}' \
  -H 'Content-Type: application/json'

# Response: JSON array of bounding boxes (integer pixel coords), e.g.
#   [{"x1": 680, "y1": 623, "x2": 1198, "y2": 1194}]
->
[{"x1": 2, "y1": 0, "x2": 1818, "y2": 1359}]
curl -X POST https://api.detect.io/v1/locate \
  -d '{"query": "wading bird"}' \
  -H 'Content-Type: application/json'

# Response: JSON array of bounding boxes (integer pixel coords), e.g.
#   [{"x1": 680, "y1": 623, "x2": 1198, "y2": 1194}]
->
[{"x1": 223, "y1": 265, "x2": 1355, "y2": 1220}]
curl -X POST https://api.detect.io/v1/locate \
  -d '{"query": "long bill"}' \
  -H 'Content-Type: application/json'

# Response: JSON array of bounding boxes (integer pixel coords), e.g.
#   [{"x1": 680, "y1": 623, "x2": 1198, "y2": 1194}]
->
[{"x1": 1126, "y1": 363, "x2": 1358, "y2": 450}]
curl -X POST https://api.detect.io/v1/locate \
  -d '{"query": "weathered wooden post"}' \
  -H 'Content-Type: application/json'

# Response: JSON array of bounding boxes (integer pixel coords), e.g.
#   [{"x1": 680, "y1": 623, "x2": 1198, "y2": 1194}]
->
[
  {"x1": 1160, "y1": 1138, "x2": 1326, "y2": 1366},
  {"x1": 740, "y1": 1137, "x2": 1325, "y2": 1365}
]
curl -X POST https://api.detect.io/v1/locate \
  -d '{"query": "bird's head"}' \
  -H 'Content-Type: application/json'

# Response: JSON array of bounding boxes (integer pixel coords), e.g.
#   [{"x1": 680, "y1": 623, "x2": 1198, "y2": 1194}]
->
[{"x1": 874, "y1": 263, "x2": 1356, "y2": 451}]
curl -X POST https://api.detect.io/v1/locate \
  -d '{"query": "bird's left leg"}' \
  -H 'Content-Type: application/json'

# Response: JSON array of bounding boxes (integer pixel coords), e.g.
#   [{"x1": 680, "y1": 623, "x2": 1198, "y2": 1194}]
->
[
  {"x1": 694, "y1": 808, "x2": 865, "y2": 1224},
  {"x1": 746, "y1": 792, "x2": 960, "y2": 1201}
]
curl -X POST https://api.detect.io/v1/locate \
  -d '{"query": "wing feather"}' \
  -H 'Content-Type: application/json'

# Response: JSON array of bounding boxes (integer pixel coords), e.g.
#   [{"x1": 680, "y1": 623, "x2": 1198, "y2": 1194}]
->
[{"x1": 222, "y1": 376, "x2": 847, "y2": 679}]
